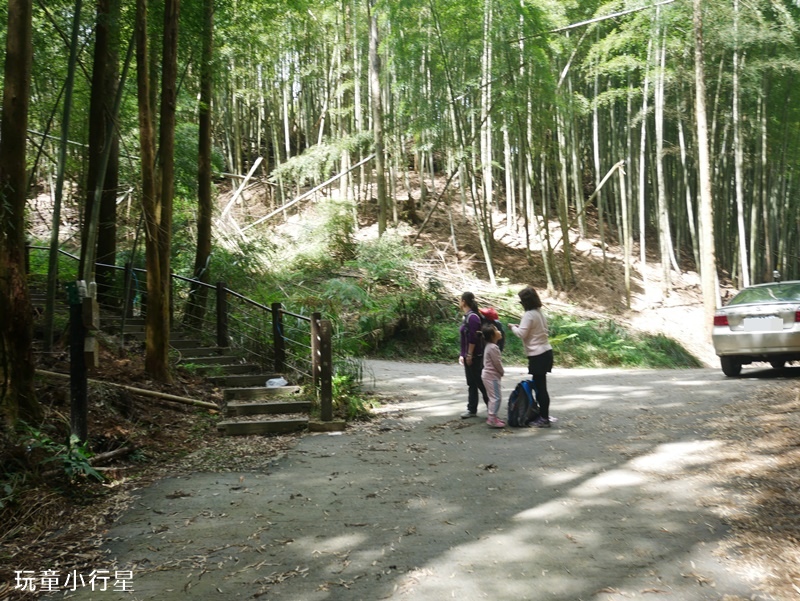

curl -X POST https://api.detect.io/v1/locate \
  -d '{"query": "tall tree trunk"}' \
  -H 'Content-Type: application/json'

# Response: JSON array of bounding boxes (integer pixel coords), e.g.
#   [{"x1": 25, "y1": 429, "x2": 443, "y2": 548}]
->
[
  {"x1": 732, "y1": 0, "x2": 749, "y2": 288},
  {"x1": 567, "y1": 74, "x2": 584, "y2": 238},
  {"x1": 480, "y1": 0, "x2": 493, "y2": 231},
  {"x1": 368, "y1": 0, "x2": 386, "y2": 236},
  {"x1": 503, "y1": 119, "x2": 514, "y2": 233},
  {"x1": 82, "y1": 0, "x2": 121, "y2": 308},
  {"x1": 677, "y1": 95, "x2": 700, "y2": 270},
  {"x1": 592, "y1": 58, "x2": 605, "y2": 264},
  {"x1": 620, "y1": 162, "x2": 632, "y2": 309},
  {"x1": 694, "y1": 0, "x2": 718, "y2": 332},
  {"x1": 44, "y1": 0, "x2": 83, "y2": 352},
  {"x1": 638, "y1": 37, "x2": 652, "y2": 282},
  {"x1": 0, "y1": 0, "x2": 41, "y2": 426},
  {"x1": 654, "y1": 26, "x2": 673, "y2": 294},
  {"x1": 759, "y1": 88, "x2": 771, "y2": 282},
  {"x1": 136, "y1": 0, "x2": 169, "y2": 383},
  {"x1": 154, "y1": 0, "x2": 180, "y2": 380},
  {"x1": 555, "y1": 108, "x2": 574, "y2": 285},
  {"x1": 185, "y1": 0, "x2": 213, "y2": 328}
]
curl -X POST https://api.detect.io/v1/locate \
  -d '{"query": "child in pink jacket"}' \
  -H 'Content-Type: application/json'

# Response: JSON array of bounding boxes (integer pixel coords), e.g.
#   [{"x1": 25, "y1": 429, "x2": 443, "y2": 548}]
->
[{"x1": 481, "y1": 323, "x2": 506, "y2": 428}]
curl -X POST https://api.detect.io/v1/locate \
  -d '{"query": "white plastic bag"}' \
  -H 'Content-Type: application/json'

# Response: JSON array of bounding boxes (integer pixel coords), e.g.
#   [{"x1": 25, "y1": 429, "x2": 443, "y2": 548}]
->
[{"x1": 266, "y1": 377, "x2": 288, "y2": 388}]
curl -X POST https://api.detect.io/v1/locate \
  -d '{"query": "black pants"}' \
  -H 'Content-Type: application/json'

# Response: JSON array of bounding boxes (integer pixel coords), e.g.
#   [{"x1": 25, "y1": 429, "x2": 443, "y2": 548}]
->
[
  {"x1": 531, "y1": 374, "x2": 550, "y2": 420},
  {"x1": 528, "y1": 350, "x2": 554, "y2": 420},
  {"x1": 464, "y1": 355, "x2": 488, "y2": 414}
]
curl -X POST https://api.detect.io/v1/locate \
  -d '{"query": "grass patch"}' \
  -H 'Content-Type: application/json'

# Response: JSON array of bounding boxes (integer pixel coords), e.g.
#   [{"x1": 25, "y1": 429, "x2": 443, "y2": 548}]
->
[
  {"x1": 547, "y1": 314, "x2": 701, "y2": 368},
  {"x1": 373, "y1": 312, "x2": 701, "y2": 369}
]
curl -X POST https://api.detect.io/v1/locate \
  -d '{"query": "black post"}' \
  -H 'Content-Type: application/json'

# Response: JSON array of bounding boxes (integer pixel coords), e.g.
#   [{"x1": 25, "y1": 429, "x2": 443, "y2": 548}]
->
[
  {"x1": 311, "y1": 312, "x2": 321, "y2": 389},
  {"x1": 216, "y1": 282, "x2": 229, "y2": 348},
  {"x1": 319, "y1": 319, "x2": 333, "y2": 422},
  {"x1": 272, "y1": 302, "x2": 285, "y2": 373},
  {"x1": 67, "y1": 282, "x2": 88, "y2": 442},
  {"x1": 123, "y1": 262, "x2": 133, "y2": 318},
  {"x1": 169, "y1": 275, "x2": 175, "y2": 326}
]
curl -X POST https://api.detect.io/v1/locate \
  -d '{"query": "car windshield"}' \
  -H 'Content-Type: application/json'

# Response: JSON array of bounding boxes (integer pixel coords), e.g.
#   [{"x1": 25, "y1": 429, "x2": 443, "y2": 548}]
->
[{"x1": 728, "y1": 283, "x2": 800, "y2": 306}]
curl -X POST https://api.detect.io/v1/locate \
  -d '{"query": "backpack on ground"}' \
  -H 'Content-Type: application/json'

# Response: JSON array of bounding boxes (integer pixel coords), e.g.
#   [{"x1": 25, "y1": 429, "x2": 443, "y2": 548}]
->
[
  {"x1": 479, "y1": 307, "x2": 506, "y2": 352},
  {"x1": 507, "y1": 379, "x2": 539, "y2": 427}
]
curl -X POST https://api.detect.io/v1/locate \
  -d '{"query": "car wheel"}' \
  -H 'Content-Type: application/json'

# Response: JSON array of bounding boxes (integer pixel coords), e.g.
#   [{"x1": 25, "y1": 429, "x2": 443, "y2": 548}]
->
[
  {"x1": 721, "y1": 356, "x2": 742, "y2": 377},
  {"x1": 770, "y1": 359, "x2": 786, "y2": 370}
]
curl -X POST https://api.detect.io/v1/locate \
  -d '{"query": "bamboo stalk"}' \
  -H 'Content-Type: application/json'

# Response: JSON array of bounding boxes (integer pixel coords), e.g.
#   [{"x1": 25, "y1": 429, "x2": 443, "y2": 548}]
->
[{"x1": 35, "y1": 370, "x2": 220, "y2": 410}]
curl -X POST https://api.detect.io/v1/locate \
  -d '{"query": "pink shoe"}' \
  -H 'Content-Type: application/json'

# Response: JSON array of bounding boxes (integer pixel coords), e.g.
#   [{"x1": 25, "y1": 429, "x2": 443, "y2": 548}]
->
[{"x1": 487, "y1": 416, "x2": 506, "y2": 428}]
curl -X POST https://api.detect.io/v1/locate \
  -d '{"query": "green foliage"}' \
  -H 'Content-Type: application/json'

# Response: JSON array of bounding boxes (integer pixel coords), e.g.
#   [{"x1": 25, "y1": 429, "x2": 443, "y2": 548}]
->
[
  {"x1": 546, "y1": 314, "x2": 701, "y2": 369},
  {"x1": 353, "y1": 231, "x2": 419, "y2": 287},
  {"x1": 0, "y1": 474, "x2": 25, "y2": 510},
  {"x1": 330, "y1": 374, "x2": 376, "y2": 421},
  {"x1": 373, "y1": 306, "x2": 699, "y2": 370},
  {"x1": 22, "y1": 426, "x2": 104, "y2": 482},
  {"x1": 173, "y1": 122, "x2": 225, "y2": 199},
  {"x1": 25, "y1": 243, "x2": 81, "y2": 285},
  {"x1": 321, "y1": 201, "x2": 357, "y2": 263},
  {"x1": 270, "y1": 134, "x2": 372, "y2": 189}
]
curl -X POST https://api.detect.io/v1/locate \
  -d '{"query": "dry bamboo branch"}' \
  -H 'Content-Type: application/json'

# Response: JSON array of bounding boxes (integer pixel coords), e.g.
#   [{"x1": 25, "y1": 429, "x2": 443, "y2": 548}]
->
[
  {"x1": 35, "y1": 370, "x2": 220, "y2": 410},
  {"x1": 90, "y1": 446, "x2": 135, "y2": 466}
]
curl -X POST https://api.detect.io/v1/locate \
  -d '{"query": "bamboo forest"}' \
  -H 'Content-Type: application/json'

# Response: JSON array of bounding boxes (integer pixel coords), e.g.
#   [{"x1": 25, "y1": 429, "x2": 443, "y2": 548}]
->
[
  {"x1": 0, "y1": 0, "x2": 798, "y2": 405},
  {"x1": 3, "y1": 1, "x2": 800, "y2": 599}
]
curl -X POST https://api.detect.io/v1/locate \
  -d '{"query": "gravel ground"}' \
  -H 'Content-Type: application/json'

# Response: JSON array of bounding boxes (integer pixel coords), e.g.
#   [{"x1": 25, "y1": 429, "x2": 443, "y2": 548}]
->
[{"x1": 39, "y1": 359, "x2": 785, "y2": 601}]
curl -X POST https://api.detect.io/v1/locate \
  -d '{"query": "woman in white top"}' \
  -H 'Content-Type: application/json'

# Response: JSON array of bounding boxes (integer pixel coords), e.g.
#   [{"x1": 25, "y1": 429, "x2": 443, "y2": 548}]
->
[{"x1": 510, "y1": 286, "x2": 554, "y2": 427}]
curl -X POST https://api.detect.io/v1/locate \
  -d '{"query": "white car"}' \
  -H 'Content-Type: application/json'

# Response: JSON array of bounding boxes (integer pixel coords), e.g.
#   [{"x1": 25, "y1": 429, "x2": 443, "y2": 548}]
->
[{"x1": 712, "y1": 281, "x2": 800, "y2": 376}]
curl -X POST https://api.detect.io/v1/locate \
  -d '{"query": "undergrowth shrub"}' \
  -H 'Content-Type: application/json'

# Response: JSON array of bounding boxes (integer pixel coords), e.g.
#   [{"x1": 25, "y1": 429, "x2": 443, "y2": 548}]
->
[
  {"x1": 548, "y1": 314, "x2": 701, "y2": 368},
  {"x1": 15, "y1": 424, "x2": 103, "y2": 483},
  {"x1": 353, "y1": 231, "x2": 418, "y2": 287}
]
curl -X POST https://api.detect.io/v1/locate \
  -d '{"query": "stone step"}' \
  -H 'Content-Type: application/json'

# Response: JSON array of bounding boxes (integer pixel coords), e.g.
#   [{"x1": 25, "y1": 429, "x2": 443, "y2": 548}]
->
[
  {"x1": 207, "y1": 373, "x2": 282, "y2": 387},
  {"x1": 216, "y1": 418, "x2": 308, "y2": 436},
  {"x1": 174, "y1": 347, "x2": 227, "y2": 358},
  {"x1": 191, "y1": 363, "x2": 262, "y2": 375},
  {"x1": 223, "y1": 385, "x2": 302, "y2": 402},
  {"x1": 123, "y1": 330, "x2": 198, "y2": 341},
  {"x1": 169, "y1": 339, "x2": 205, "y2": 350},
  {"x1": 103, "y1": 318, "x2": 145, "y2": 327},
  {"x1": 226, "y1": 400, "x2": 312, "y2": 417},
  {"x1": 178, "y1": 355, "x2": 243, "y2": 366}
]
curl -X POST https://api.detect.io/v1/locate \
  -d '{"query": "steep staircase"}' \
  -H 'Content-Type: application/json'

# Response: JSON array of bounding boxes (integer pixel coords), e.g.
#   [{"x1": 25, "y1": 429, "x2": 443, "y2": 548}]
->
[
  {"x1": 108, "y1": 316, "x2": 314, "y2": 436},
  {"x1": 27, "y1": 258, "x2": 339, "y2": 436}
]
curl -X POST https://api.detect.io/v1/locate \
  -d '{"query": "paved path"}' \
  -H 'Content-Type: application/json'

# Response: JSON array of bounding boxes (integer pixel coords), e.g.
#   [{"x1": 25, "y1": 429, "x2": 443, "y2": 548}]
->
[{"x1": 53, "y1": 360, "x2": 774, "y2": 601}]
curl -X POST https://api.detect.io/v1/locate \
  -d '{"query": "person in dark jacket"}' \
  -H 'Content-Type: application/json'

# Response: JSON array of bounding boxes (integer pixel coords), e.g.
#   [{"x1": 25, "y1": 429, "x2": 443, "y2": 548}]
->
[{"x1": 459, "y1": 291, "x2": 488, "y2": 418}]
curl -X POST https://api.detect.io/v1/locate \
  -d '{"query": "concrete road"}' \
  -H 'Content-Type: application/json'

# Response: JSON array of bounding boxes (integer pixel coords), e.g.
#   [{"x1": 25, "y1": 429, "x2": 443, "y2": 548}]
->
[{"x1": 44, "y1": 360, "x2": 776, "y2": 601}]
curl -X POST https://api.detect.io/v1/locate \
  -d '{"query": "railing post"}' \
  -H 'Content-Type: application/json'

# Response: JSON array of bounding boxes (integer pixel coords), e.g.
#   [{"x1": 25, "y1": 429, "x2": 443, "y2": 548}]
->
[
  {"x1": 311, "y1": 312, "x2": 321, "y2": 389},
  {"x1": 66, "y1": 282, "x2": 88, "y2": 443},
  {"x1": 123, "y1": 262, "x2": 133, "y2": 317},
  {"x1": 24, "y1": 243, "x2": 30, "y2": 275},
  {"x1": 216, "y1": 282, "x2": 229, "y2": 348},
  {"x1": 169, "y1": 275, "x2": 175, "y2": 326},
  {"x1": 319, "y1": 319, "x2": 333, "y2": 422},
  {"x1": 272, "y1": 302, "x2": 285, "y2": 373}
]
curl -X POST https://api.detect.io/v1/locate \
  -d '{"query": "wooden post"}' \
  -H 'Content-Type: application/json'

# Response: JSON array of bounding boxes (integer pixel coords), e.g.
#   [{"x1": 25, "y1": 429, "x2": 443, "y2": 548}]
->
[
  {"x1": 311, "y1": 312, "x2": 321, "y2": 389},
  {"x1": 216, "y1": 282, "x2": 229, "y2": 348},
  {"x1": 272, "y1": 302, "x2": 285, "y2": 373},
  {"x1": 24, "y1": 243, "x2": 30, "y2": 275},
  {"x1": 319, "y1": 319, "x2": 333, "y2": 422}
]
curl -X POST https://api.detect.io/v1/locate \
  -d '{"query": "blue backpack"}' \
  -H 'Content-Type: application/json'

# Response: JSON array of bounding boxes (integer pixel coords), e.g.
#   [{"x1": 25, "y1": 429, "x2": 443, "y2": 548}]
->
[{"x1": 507, "y1": 380, "x2": 539, "y2": 427}]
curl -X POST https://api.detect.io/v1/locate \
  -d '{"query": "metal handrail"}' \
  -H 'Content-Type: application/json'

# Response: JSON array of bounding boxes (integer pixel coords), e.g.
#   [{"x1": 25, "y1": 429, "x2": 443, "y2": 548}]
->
[
  {"x1": 171, "y1": 272, "x2": 216, "y2": 290},
  {"x1": 27, "y1": 244, "x2": 318, "y2": 370},
  {"x1": 27, "y1": 244, "x2": 334, "y2": 417}
]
